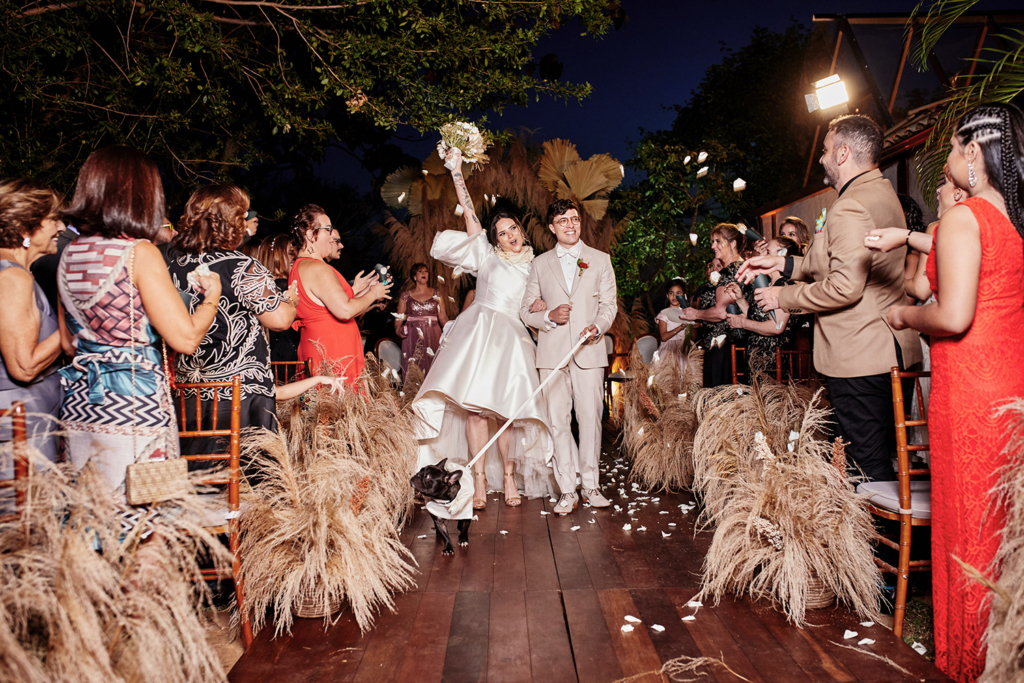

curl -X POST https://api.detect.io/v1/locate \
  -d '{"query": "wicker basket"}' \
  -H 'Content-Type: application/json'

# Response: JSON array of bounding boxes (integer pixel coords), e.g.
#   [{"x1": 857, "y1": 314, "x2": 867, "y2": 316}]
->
[
  {"x1": 806, "y1": 571, "x2": 836, "y2": 610},
  {"x1": 292, "y1": 589, "x2": 342, "y2": 619}
]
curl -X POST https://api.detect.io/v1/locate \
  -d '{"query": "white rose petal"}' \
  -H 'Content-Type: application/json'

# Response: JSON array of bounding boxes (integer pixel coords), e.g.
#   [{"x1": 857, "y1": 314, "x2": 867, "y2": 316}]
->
[
  {"x1": 662, "y1": 532, "x2": 672, "y2": 538},
  {"x1": 843, "y1": 630, "x2": 858, "y2": 640},
  {"x1": 623, "y1": 524, "x2": 632, "y2": 531},
  {"x1": 422, "y1": 169, "x2": 429, "y2": 175},
  {"x1": 417, "y1": 534, "x2": 427, "y2": 538},
  {"x1": 696, "y1": 166, "x2": 709, "y2": 178},
  {"x1": 621, "y1": 624, "x2": 634, "y2": 633},
  {"x1": 737, "y1": 224, "x2": 748, "y2": 235},
  {"x1": 689, "y1": 233, "x2": 698, "y2": 245},
  {"x1": 500, "y1": 530, "x2": 508, "y2": 535},
  {"x1": 638, "y1": 526, "x2": 647, "y2": 531},
  {"x1": 686, "y1": 601, "x2": 702, "y2": 607},
  {"x1": 709, "y1": 271, "x2": 721, "y2": 285},
  {"x1": 683, "y1": 155, "x2": 691, "y2": 165},
  {"x1": 624, "y1": 615, "x2": 642, "y2": 623},
  {"x1": 733, "y1": 178, "x2": 746, "y2": 192},
  {"x1": 858, "y1": 638, "x2": 875, "y2": 646},
  {"x1": 682, "y1": 615, "x2": 696, "y2": 621},
  {"x1": 454, "y1": 205, "x2": 464, "y2": 216},
  {"x1": 398, "y1": 192, "x2": 406, "y2": 204},
  {"x1": 860, "y1": 621, "x2": 874, "y2": 627},
  {"x1": 788, "y1": 430, "x2": 800, "y2": 442},
  {"x1": 436, "y1": 275, "x2": 445, "y2": 282},
  {"x1": 697, "y1": 151, "x2": 708, "y2": 163},
  {"x1": 570, "y1": 526, "x2": 580, "y2": 531},
  {"x1": 912, "y1": 641, "x2": 927, "y2": 655},
  {"x1": 647, "y1": 375, "x2": 654, "y2": 387},
  {"x1": 425, "y1": 348, "x2": 435, "y2": 357},
  {"x1": 777, "y1": 247, "x2": 788, "y2": 257},
  {"x1": 619, "y1": 164, "x2": 625, "y2": 176},
  {"x1": 637, "y1": 427, "x2": 644, "y2": 436},
  {"x1": 651, "y1": 624, "x2": 665, "y2": 633},
  {"x1": 589, "y1": 519, "x2": 596, "y2": 524},
  {"x1": 540, "y1": 511, "x2": 550, "y2": 516}
]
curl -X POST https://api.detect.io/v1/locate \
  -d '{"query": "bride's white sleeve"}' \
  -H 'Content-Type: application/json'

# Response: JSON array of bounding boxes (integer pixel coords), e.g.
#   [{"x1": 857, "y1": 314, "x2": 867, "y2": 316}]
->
[{"x1": 430, "y1": 230, "x2": 491, "y2": 276}]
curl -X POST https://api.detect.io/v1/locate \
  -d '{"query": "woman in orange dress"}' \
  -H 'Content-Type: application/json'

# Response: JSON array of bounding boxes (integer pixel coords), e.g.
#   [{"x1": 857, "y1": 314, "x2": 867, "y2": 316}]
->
[
  {"x1": 888, "y1": 102, "x2": 1024, "y2": 682},
  {"x1": 288, "y1": 204, "x2": 391, "y2": 385}
]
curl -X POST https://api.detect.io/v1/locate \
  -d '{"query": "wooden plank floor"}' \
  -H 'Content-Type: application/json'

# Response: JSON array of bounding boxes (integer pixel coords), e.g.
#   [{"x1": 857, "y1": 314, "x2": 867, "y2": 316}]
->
[{"x1": 229, "y1": 442, "x2": 950, "y2": 683}]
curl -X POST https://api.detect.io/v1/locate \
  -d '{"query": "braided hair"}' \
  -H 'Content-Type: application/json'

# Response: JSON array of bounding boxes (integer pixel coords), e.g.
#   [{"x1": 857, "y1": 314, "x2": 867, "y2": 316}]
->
[{"x1": 954, "y1": 103, "x2": 1024, "y2": 248}]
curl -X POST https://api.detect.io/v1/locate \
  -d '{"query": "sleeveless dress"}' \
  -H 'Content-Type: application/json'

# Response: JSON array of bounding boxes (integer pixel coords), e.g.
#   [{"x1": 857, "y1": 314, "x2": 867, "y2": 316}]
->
[
  {"x1": 399, "y1": 290, "x2": 443, "y2": 375},
  {"x1": 0, "y1": 261, "x2": 62, "y2": 514},
  {"x1": 290, "y1": 257, "x2": 365, "y2": 385},
  {"x1": 654, "y1": 306, "x2": 692, "y2": 378},
  {"x1": 411, "y1": 231, "x2": 556, "y2": 499},
  {"x1": 58, "y1": 237, "x2": 178, "y2": 497},
  {"x1": 926, "y1": 197, "x2": 1024, "y2": 682}
]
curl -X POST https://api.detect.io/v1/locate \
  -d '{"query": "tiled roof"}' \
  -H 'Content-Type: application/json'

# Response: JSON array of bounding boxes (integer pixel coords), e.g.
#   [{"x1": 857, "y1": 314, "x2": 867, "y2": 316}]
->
[{"x1": 883, "y1": 100, "x2": 945, "y2": 149}]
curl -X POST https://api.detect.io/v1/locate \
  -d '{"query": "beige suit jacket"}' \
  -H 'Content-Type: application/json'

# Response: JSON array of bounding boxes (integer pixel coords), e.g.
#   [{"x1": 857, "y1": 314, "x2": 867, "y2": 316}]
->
[
  {"x1": 777, "y1": 169, "x2": 922, "y2": 378},
  {"x1": 520, "y1": 243, "x2": 618, "y2": 369}
]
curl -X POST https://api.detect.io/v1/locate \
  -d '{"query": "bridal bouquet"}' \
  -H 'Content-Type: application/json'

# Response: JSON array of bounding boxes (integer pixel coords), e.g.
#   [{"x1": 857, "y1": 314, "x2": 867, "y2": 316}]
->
[{"x1": 437, "y1": 121, "x2": 489, "y2": 170}]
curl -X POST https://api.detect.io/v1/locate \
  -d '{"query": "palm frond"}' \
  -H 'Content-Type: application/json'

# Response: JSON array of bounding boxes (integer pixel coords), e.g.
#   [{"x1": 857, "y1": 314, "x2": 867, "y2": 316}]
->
[
  {"x1": 909, "y1": 0, "x2": 978, "y2": 72},
  {"x1": 537, "y1": 139, "x2": 581, "y2": 191},
  {"x1": 381, "y1": 166, "x2": 421, "y2": 210}
]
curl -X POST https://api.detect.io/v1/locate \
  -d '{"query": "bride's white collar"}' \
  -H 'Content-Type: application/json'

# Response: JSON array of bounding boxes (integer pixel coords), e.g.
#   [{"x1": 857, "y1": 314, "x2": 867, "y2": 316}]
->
[{"x1": 494, "y1": 244, "x2": 534, "y2": 265}]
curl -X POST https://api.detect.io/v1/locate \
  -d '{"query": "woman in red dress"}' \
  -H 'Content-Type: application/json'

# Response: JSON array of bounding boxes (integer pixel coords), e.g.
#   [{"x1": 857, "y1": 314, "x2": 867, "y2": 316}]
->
[
  {"x1": 888, "y1": 102, "x2": 1024, "y2": 682},
  {"x1": 288, "y1": 204, "x2": 391, "y2": 385}
]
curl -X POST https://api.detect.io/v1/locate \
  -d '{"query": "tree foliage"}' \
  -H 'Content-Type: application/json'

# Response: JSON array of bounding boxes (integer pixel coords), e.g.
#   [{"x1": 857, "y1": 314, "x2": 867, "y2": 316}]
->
[
  {"x1": 612, "y1": 139, "x2": 745, "y2": 298},
  {"x1": 0, "y1": 0, "x2": 622, "y2": 194}
]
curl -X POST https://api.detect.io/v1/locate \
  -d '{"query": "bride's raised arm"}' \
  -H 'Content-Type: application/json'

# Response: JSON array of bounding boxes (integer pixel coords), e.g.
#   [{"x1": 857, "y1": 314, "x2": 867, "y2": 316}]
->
[{"x1": 448, "y1": 148, "x2": 482, "y2": 236}]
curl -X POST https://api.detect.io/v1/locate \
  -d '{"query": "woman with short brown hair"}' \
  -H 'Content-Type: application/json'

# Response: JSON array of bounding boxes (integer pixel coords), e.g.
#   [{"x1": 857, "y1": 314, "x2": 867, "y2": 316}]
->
[
  {"x1": 167, "y1": 185, "x2": 297, "y2": 462},
  {"x1": 0, "y1": 179, "x2": 65, "y2": 469}
]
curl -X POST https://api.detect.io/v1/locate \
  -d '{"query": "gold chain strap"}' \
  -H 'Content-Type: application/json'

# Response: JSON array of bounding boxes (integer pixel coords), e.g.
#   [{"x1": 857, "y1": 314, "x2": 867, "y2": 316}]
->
[{"x1": 128, "y1": 243, "x2": 137, "y2": 459}]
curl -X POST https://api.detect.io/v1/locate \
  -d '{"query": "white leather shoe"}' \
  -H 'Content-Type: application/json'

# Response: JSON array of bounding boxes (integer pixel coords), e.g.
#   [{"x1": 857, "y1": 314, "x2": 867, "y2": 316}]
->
[{"x1": 582, "y1": 488, "x2": 611, "y2": 508}]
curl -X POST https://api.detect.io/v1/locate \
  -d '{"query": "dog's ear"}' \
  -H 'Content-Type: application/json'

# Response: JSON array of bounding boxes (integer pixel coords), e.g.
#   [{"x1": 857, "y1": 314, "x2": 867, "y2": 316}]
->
[
  {"x1": 436, "y1": 458, "x2": 448, "y2": 470},
  {"x1": 445, "y1": 469, "x2": 463, "y2": 485}
]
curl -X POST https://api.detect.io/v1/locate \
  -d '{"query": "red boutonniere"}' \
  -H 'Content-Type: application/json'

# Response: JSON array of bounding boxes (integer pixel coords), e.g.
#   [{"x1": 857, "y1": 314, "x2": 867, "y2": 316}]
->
[{"x1": 577, "y1": 258, "x2": 589, "y2": 277}]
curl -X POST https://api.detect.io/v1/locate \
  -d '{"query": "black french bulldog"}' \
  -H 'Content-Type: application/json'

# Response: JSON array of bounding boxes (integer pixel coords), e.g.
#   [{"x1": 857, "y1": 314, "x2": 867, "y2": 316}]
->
[{"x1": 410, "y1": 458, "x2": 472, "y2": 556}]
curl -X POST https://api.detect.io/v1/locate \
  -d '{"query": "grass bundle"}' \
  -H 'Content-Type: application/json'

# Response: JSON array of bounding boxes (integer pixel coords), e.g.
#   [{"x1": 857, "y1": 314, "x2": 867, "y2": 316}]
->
[
  {"x1": 621, "y1": 345, "x2": 703, "y2": 492},
  {"x1": 237, "y1": 356, "x2": 419, "y2": 637},
  {"x1": 697, "y1": 389, "x2": 883, "y2": 627},
  {"x1": 0, "y1": 448, "x2": 231, "y2": 683}
]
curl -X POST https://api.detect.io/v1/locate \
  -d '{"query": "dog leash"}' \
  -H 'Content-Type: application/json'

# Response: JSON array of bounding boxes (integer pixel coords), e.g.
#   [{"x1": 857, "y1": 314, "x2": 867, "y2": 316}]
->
[{"x1": 465, "y1": 333, "x2": 592, "y2": 470}]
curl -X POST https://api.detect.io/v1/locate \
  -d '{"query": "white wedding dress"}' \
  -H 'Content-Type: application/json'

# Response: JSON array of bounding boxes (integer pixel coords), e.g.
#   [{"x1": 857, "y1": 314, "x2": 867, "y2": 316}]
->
[{"x1": 411, "y1": 230, "x2": 556, "y2": 499}]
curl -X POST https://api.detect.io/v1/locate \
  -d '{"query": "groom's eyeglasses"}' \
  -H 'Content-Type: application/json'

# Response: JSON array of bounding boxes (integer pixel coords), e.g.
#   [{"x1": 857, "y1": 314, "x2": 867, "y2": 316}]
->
[{"x1": 554, "y1": 216, "x2": 581, "y2": 227}]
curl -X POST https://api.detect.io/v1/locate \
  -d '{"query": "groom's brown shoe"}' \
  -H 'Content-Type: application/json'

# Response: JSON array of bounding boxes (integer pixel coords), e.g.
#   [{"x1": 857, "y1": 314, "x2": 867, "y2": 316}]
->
[{"x1": 582, "y1": 488, "x2": 611, "y2": 508}]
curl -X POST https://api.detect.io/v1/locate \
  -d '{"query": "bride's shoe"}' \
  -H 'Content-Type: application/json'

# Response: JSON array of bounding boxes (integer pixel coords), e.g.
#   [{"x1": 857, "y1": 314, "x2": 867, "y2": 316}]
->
[
  {"x1": 504, "y1": 472, "x2": 521, "y2": 507},
  {"x1": 473, "y1": 471, "x2": 487, "y2": 510}
]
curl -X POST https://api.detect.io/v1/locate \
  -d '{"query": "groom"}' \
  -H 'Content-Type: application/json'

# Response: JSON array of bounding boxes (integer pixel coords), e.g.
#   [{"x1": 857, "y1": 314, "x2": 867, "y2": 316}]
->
[{"x1": 520, "y1": 199, "x2": 618, "y2": 515}]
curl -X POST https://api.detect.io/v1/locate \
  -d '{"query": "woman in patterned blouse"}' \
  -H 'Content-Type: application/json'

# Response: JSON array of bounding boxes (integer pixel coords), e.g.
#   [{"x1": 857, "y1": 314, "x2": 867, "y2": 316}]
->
[{"x1": 166, "y1": 185, "x2": 297, "y2": 465}]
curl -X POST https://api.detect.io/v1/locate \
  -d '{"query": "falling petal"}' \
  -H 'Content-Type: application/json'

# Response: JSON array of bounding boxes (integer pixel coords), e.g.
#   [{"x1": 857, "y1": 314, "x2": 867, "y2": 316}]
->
[
  {"x1": 521, "y1": 438, "x2": 527, "y2": 446},
  {"x1": 678, "y1": 393, "x2": 687, "y2": 399},
  {"x1": 455, "y1": 205, "x2": 465, "y2": 216},
  {"x1": 425, "y1": 348, "x2": 435, "y2": 357},
  {"x1": 843, "y1": 630, "x2": 858, "y2": 640},
  {"x1": 733, "y1": 178, "x2": 746, "y2": 192},
  {"x1": 697, "y1": 151, "x2": 708, "y2": 163},
  {"x1": 647, "y1": 375, "x2": 654, "y2": 387},
  {"x1": 912, "y1": 642, "x2": 927, "y2": 655},
  {"x1": 788, "y1": 430, "x2": 800, "y2": 441},
  {"x1": 637, "y1": 427, "x2": 644, "y2": 436},
  {"x1": 448, "y1": 296, "x2": 456, "y2": 302},
  {"x1": 619, "y1": 164, "x2": 625, "y2": 176},
  {"x1": 391, "y1": 368, "x2": 399, "y2": 379},
  {"x1": 696, "y1": 166, "x2": 709, "y2": 178},
  {"x1": 399, "y1": 391, "x2": 405, "y2": 397},
  {"x1": 398, "y1": 192, "x2": 407, "y2": 204},
  {"x1": 689, "y1": 233, "x2": 698, "y2": 246},
  {"x1": 484, "y1": 193, "x2": 489, "y2": 202},
  {"x1": 683, "y1": 155, "x2": 691, "y2": 165},
  {"x1": 778, "y1": 247, "x2": 788, "y2": 257},
  {"x1": 452, "y1": 266, "x2": 464, "y2": 277},
  {"x1": 491, "y1": 195, "x2": 497, "y2": 206},
  {"x1": 709, "y1": 271, "x2": 721, "y2": 285},
  {"x1": 422, "y1": 169, "x2": 429, "y2": 175},
  {"x1": 417, "y1": 328, "x2": 425, "y2": 338},
  {"x1": 391, "y1": 312, "x2": 407, "y2": 320},
  {"x1": 737, "y1": 224, "x2": 748, "y2": 235},
  {"x1": 437, "y1": 275, "x2": 445, "y2": 283}
]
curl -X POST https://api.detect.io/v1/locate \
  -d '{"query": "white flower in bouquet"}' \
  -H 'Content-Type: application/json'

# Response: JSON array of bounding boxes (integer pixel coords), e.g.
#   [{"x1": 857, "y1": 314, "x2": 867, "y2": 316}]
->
[{"x1": 437, "y1": 121, "x2": 490, "y2": 170}]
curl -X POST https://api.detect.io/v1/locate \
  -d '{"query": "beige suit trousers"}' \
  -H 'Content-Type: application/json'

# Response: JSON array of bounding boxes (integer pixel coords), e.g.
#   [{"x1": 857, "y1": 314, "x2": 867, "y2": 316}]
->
[{"x1": 540, "y1": 362, "x2": 604, "y2": 494}]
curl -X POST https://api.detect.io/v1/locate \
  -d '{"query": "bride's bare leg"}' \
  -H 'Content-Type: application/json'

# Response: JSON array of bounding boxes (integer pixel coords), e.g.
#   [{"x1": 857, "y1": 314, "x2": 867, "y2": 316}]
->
[
  {"x1": 496, "y1": 418, "x2": 520, "y2": 506},
  {"x1": 466, "y1": 412, "x2": 489, "y2": 509}
]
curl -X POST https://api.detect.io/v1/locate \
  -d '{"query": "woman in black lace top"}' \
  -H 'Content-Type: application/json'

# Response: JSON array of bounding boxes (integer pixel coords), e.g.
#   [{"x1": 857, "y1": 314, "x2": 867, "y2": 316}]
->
[{"x1": 677, "y1": 224, "x2": 749, "y2": 387}]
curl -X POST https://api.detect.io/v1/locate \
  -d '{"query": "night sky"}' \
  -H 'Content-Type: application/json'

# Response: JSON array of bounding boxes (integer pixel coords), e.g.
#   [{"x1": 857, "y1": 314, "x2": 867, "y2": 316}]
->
[{"x1": 316, "y1": 0, "x2": 1004, "y2": 193}]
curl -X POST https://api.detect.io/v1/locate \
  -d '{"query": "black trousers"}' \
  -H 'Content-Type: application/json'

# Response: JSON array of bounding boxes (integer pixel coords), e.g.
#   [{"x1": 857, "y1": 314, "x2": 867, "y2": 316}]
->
[
  {"x1": 825, "y1": 343, "x2": 914, "y2": 482},
  {"x1": 703, "y1": 344, "x2": 733, "y2": 388}
]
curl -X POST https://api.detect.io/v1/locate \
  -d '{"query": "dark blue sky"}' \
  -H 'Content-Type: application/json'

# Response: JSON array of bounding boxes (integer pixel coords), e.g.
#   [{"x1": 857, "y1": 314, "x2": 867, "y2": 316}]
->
[{"x1": 316, "y1": 1, "x2": 1004, "y2": 192}]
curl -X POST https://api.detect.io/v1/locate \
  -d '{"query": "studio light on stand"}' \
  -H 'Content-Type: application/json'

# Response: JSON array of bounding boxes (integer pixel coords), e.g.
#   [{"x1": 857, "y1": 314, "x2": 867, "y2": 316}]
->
[{"x1": 805, "y1": 74, "x2": 849, "y2": 114}]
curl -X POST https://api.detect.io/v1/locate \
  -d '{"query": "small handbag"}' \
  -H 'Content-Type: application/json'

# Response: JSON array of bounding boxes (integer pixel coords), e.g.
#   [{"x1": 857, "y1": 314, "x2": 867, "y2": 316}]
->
[{"x1": 122, "y1": 242, "x2": 190, "y2": 506}]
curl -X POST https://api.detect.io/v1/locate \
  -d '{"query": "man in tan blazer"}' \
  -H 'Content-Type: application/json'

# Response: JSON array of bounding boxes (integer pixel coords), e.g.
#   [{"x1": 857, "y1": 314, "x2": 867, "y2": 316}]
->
[
  {"x1": 740, "y1": 115, "x2": 922, "y2": 482},
  {"x1": 520, "y1": 199, "x2": 618, "y2": 515}
]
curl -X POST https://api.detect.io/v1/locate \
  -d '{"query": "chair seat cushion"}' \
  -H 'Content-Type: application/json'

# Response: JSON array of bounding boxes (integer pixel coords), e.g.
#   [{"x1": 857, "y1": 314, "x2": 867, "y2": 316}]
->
[{"x1": 856, "y1": 480, "x2": 931, "y2": 519}]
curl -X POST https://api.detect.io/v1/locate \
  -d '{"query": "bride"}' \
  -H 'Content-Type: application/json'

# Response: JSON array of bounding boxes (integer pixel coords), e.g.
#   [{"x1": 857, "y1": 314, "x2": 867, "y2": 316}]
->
[{"x1": 411, "y1": 148, "x2": 556, "y2": 509}]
